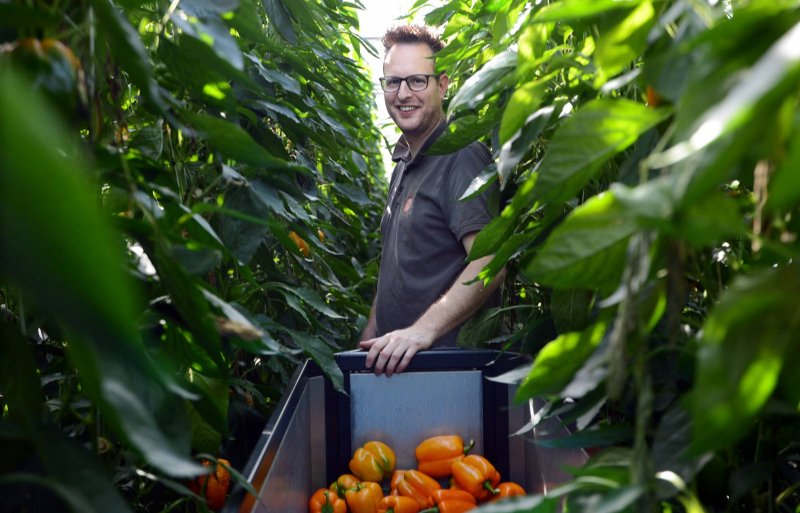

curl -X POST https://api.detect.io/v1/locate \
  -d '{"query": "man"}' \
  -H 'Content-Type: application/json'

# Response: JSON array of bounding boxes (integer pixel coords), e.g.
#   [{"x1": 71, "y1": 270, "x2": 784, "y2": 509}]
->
[{"x1": 358, "y1": 25, "x2": 504, "y2": 376}]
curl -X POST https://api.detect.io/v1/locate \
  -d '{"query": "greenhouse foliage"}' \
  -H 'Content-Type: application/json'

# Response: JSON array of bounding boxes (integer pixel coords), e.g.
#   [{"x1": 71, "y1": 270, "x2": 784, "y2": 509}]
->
[{"x1": 2, "y1": 0, "x2": 800, "y2": 512}]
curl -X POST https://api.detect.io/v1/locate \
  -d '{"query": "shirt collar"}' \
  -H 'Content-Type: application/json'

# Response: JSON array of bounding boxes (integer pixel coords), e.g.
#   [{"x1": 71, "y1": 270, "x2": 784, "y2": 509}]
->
[{"x1": 391, "y1": 120, "x2": 449, "y2": 165}]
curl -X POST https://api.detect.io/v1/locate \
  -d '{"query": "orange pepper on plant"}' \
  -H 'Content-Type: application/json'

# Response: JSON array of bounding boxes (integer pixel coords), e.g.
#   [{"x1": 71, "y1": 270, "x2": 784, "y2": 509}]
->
[
  {"x1": 349, "y1": 441, "x2": 396, "y2": 482},
  {"x1": 289, "y1": 231, "x2": 311, "y2": 258},
  {"x1": 378, "y1": 495, "x2": 421, "y2": 513},
  {"x1": 309, "y1": 488, "x2": 347, "y2": 513},
  {"x1": 330, "y1": 473, "x2": 360, "y2": 499},
  {"x1": 415, "y1": 435, "x2": 474, "y2": 478},
  {"x1": 396, "y1": 469, "x2": 441, "y2": 509},
  {"x1": 450, "y1": 455, "x2": 500, "y2": 502},
  {"x1": 345, "y1": 481, "x2": 384, "y2": 513},
  {"x1": 646, "y1": 84, "x2": 663, "y2": 107},
  {"x1": 188, "y1": 458, "x2": 231, "y2": 512}
]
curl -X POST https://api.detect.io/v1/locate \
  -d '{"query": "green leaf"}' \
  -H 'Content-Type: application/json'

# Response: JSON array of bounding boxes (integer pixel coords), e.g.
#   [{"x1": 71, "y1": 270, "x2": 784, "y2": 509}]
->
[
  {"x1": 536, "y1": 423, "x2": 633, "y2": 449},
  {"x1": 185, "y1": 372, "x2": 230, "y2": 454},
  {"x1": 247, "y1": 54, "x2": 302, "y2": 95},
  {"x1": 427, "y1": 113, "x2": 497, "y2": 155},
  {"x1": 171, "y1": 245, "x2": 223, "y2": 275},
  {"x1": 524, "y1": 192, "x2": 638, "y2": 290},
  {"x1": 550, "y1": 288, "x2": 593, "y2": 333},
  {"x1": 689, "y1": 266, "x2": 800, "y2": 454},
  {"x1": 648, "y1": 19, "x2": 800, "y2": 169},
  {"x1": 0, "y1": 67, "x2": 202, "y2": 477},
  {"x1": 171, "y1": 12, "x2": 244, "y2": 70},
  {"x1": 149, "y1": 243, "x2": 226, "y2": 374},
  {"x1": 499, "y1": 75, "x2": 550, "y2": 145},
  {"x1": 533, "y1": 99, "x2": 669, "y2": 205},
  {"x1": 651, "y1": 403, "x2": 709, "y2": 499},
  {"x1": 516, "y1": 322, "x2": 607, "y2": 401},
  {"x1": 0, "y1": 325, "x2": 43, "y2": 427},
  {"x1": 456, "y1": 494, "x2": 557, "y2": 513},
  {"x1": 7, "y1": 429, "x2": 136, "y2": 513},
  {"x1": 186, "y1": 112, "x2": 303, "y2": 170},
  {"x1": 0, "y1": 4, "x2": 59, "y2": 29},
  {"x1": 534, "y1": 0, "x2": 646, "y2": 22},
  {"x1": 263, "y1": 0, "x2": 297, "y2": 44},
  {"x1": 287, "y1": 330, "x2": 344, "y2": 392},
  {"x1": 766, "y1": 122, "x2": 800, "y2": 211},
  {"x1": 459, "y1": 164, "x2": 498, "y2": 201},
  {"x1": 594, "y1": 1, "x2": 655, "y2": 85},
  {"x1": 498, "y1": 104, "x2": 556, "y2": 183},
  {"x1": 181, "y1": 0, "x2": 238, "y2": 17},
  {"x1": 271, "y1": 283, "x2": 345, "y2": 319},
  {"x1": 89, "y1": 0, "x2": 168, "y2": 111},
  {"x1": 570, "y1": 486, "x2": 643, "y2": 513},
  {"x1": 675, "y1": 190, "x2": 745, "y2": 247},
  {"x1": 448, "y1": 50, "x2": 517, "y2": 115}
]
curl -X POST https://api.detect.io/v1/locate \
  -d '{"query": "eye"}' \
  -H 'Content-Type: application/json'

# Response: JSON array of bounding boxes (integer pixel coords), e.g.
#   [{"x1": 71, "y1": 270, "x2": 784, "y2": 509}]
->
[
  {"x1": 409, "y1": 76, "x2": 428, "y2": 87},
  {"x1": 385, "y1": 77, "x2": 401, "y2": 88}
]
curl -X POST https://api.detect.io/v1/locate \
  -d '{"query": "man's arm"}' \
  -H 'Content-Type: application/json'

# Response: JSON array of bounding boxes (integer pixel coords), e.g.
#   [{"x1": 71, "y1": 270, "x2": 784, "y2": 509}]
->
[
  {"x1": 358, "y1": 232, "x2": 505, "y2": 376},
  {"x1": 360, "y1": 297, "x2": 378, "y2": 341}
]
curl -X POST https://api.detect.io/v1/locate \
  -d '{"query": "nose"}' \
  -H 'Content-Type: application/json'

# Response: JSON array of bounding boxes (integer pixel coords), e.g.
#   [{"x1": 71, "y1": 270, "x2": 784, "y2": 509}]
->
[{"x1": 396, "y1": 80, "x2": 414, "y2": 100}]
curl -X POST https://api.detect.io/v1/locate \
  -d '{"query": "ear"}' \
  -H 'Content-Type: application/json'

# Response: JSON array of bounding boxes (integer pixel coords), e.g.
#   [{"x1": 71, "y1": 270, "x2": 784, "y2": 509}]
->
[{"x1": 437, "y1": 73, "x2": 449, "y2": 99}]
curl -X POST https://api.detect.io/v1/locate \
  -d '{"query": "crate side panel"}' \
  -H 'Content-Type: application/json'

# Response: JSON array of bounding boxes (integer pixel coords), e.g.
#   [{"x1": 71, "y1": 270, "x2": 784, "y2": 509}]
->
[
  {"x1": 349, "y1": 370, "x2": 483, "y2": 471},
  {"x1": 253, "y1": 385, "x2": 312, "y2": 513}
]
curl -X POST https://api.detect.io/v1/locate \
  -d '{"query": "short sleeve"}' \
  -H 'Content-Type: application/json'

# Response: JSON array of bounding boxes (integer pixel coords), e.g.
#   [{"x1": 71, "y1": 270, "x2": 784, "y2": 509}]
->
[{"x1": 441, "y1": 141, "x2": 495, "y2": 242}]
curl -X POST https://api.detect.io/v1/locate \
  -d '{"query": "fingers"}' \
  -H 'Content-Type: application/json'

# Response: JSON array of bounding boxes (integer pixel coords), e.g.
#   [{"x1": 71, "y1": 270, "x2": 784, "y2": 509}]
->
[
  {"x1": 360, "y1": 333, "x2": 410, "y2": 376},
  {"x1": 395, "y1": 346, "x2": 418, "y2": 374},
  {"x1": 360, "y1": 329, "x2": 432, "y2": 376}
]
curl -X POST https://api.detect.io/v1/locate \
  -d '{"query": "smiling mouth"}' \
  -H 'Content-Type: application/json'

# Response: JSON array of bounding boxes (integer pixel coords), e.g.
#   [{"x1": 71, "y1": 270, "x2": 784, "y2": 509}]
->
[{"x1": 397, "y1": 106, "x2": 418, "y2": 112}]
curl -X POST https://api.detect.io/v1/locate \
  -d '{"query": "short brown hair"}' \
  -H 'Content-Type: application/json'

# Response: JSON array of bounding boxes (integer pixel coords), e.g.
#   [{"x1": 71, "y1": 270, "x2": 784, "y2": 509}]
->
[{"x1": 382, "y1": 25, "x2": 444, "y2": 53}]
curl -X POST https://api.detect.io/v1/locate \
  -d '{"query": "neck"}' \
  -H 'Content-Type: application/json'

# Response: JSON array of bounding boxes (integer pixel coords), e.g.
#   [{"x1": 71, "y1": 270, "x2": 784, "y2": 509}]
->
[{"x1": 405, "y1": 113, "x2": 445, "y2": 158}]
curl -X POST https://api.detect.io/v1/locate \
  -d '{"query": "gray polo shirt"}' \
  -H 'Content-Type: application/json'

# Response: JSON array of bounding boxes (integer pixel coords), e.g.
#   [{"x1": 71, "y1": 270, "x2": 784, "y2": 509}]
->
[{"x1": 374, "y1": 121, "x2": 496, "y2": 346}]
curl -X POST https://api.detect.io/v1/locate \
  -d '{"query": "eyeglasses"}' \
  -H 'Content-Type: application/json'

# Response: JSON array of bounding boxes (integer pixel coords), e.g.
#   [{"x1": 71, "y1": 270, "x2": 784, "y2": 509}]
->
[{"x1": 379, "y1": 74, "x2": 438, "y2": 93}]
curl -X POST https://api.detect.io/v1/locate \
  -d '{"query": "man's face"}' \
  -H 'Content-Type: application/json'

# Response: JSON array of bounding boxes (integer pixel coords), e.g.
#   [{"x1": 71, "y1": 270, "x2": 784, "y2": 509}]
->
[{"x1": 383, "y1": 43, "x2": 449, "y2": 143}]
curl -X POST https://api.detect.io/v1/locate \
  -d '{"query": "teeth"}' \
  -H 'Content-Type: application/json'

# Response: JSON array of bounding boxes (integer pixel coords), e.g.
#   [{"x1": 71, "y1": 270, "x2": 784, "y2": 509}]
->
[{"x1": 399, "y1": 106, "x2": 416, "y2": 112}]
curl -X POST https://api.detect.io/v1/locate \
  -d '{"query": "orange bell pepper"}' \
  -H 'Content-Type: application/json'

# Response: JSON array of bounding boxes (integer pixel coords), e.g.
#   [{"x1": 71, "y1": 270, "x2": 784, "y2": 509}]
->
[
  {"x1": 349, "y1": 441, "x2": 396, "y2": 482},
  {"x1": 346, "y1": 481, "x2": 384, "y2": 513},
  {"x1": 415, "y1": 435, "x2": 475, "y2": 478},
  {"x1": 188, "y1": 458, "x2": 231, "y2": 512},
  {"x1": 378, "y1": 495, "x2": 421, "y2": 513},
  {"x1": 330, "y1": 473, "x2": 360, "y2": 499},
  {"x1": 396, "y1": 469, "x2": 441, "y2": 509},
  {"x1": 309, "y1": 488, "x2": 347, "y2": 513},
  {"x1": 450, "y1": 455, "x2": 500, "y2": 501},
  {"x1": 491, "y1": 482, "x2": 526, "y2": 501},
  {"x1": 419, "y1": 490, "x2": 476, "y2": 513},
  {"x1": 389, "y1": 470, "x2": 407, "y2": 495}
]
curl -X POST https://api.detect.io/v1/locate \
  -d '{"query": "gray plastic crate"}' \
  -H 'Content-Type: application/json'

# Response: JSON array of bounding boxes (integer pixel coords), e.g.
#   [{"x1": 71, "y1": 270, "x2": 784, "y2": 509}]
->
[{"x1": 223, "y1": 349, "x2": 586, "y2": 513}]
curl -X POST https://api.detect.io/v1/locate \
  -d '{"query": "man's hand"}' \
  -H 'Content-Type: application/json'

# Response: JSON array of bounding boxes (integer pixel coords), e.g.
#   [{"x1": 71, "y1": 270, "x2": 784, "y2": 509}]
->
[
  {"x1": 359, "y1": 233, "x2": 505, "y2": 377},
  {"x1": 358, "y1": 326, "x2": 435, "y2": 377}
]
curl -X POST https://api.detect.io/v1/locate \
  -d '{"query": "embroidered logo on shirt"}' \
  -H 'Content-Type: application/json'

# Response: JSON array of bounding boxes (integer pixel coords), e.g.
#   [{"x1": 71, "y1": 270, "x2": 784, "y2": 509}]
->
[{"x1": 403, "y1": 195, "x2": 414, "y2": 214}]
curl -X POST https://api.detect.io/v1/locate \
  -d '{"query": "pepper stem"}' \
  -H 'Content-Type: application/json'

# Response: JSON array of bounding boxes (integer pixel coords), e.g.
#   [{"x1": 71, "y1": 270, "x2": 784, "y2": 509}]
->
[
  {"x1": 463, "y1": 438, "x2": 475, "y2": 455},
  {"x1": 484, "y1": 481, "x2": 499, "y2": 495},
  {"x1": 419, "y1": 508, "x2": 439, "y2": 513}
]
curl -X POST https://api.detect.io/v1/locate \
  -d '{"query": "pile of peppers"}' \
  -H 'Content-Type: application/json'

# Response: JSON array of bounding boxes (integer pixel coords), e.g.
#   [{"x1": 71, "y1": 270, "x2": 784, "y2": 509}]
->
[{"x1": 307, "y1": 435, "x2": 526, "y2": 513}]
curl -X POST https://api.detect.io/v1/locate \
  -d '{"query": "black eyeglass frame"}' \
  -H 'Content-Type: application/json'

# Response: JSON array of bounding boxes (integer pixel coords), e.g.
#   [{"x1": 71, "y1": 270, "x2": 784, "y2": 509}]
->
[{"x1": 379, "y1": 74, "x2": 440, "y2": 93}]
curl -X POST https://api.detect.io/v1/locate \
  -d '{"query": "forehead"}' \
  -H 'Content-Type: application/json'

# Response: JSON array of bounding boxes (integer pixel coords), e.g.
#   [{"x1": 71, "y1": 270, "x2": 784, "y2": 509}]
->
[{"x1": 383, "y1": 43, "x2": 436, "y2": 74}]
